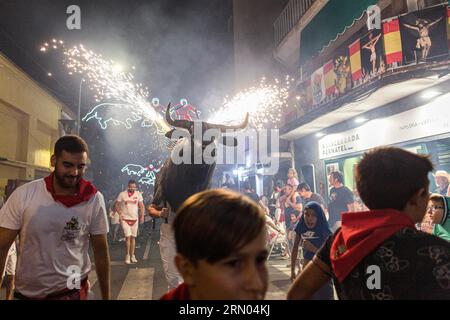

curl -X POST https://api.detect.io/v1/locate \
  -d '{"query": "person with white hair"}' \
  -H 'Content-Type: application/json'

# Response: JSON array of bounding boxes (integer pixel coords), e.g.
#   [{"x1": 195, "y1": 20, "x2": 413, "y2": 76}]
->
[{"x1": 434, "y1": 170, "x2": 450, "y2": 197}]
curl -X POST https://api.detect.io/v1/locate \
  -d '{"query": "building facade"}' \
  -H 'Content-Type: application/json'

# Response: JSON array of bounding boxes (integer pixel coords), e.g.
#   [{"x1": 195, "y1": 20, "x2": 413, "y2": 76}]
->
[
  {"x1": 0, "y1": 52, "x2": 75, "y2": 198},
  {"x1": 276, "y1": 0, "x2": 450, "y2": 203}
]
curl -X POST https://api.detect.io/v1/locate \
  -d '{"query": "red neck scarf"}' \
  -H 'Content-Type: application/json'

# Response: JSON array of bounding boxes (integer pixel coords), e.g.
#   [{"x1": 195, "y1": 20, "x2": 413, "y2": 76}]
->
[
  {"x1": 160, "y1": 283, "x2": 190, "y2": 300},
  {"x1": 127, "y1": 190, "x2": 135, "y2": 197},
  {"x1": 330, "y1": 209, "x2": 415, "y2": 282},
  {"x1": 44, "y1": 173, "x2": 97, "y2": 208}
]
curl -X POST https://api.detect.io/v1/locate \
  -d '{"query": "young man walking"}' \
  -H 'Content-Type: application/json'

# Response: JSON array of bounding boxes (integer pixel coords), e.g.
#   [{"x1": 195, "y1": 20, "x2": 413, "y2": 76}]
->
[
  {"x1": 115, "y1": 180, "x2": 145, "y2": 264},
  {"x1": 0, "y1": 135, "x2": 111, "y2": 300}
]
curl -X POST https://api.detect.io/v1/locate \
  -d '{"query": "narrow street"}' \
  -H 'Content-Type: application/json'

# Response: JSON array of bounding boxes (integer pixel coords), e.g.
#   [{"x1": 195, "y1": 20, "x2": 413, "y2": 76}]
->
[{"x1": 1, "y1": 219, "x2": 292, "y2": 300}]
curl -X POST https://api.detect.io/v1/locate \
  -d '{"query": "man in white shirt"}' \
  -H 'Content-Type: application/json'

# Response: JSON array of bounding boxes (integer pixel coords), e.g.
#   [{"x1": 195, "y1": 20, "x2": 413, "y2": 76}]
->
[
  {"x1": 115, "y1": 180, "x2": 144, "y2": 265},
  {"x1": 0, "y1": 135, "x2": 111, "y2": 300}
]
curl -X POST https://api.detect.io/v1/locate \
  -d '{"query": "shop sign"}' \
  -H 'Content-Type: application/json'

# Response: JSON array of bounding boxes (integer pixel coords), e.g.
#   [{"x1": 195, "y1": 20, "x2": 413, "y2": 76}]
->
[{"x1": 319, "y1": 93, "x2": 450, "y2": 159}]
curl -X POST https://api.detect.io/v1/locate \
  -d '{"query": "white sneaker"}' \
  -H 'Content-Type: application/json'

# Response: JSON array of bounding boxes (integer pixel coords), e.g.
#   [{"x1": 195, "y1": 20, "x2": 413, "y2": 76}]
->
[
  {"x1": 131, "y1": 255, "x2": 138, "y2": 263},
  {"x1": 125, "y1": 255, "x2": 131, "y2": 265}
]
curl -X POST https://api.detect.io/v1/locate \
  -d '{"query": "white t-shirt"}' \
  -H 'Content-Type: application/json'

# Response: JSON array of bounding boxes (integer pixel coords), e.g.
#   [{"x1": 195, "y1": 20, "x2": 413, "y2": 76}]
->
[
  {"x1": 0, "y1": 179, "x2": 108, "y2": 298},
  {"x1": 116, "y1": 191, "x2": 143, "y2": 221}
]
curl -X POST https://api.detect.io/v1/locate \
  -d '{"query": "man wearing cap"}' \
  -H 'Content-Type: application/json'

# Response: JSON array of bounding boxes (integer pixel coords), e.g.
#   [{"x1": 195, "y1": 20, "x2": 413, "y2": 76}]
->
[{"x1": 434, "y1": 170, "x2": 450, "y2": 197}]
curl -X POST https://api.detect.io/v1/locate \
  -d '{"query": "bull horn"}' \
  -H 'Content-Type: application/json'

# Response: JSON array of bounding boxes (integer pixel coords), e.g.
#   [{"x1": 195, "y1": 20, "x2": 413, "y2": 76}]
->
[
  {"x1": 207, "y1": 113, "x2": 249, "y2": 131},
  {"x1": 165, "y1": 103, "x2": 192, "y2": 129}
]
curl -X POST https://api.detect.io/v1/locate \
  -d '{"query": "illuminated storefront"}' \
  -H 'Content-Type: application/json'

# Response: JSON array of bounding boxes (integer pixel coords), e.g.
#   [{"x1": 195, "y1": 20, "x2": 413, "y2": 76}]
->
[{"x1": 319, "y1": 91, "x2": 450, "y2": 207}]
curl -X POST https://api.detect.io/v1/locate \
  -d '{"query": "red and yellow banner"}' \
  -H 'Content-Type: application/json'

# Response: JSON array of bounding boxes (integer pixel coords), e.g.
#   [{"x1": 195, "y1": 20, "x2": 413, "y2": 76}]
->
[
  {"x1": 324, "y1": 60, "x2": 336, "y2": 96},
  {"x1": 349, "y1": 39, "x2": 362, "y2": 82},
  {"x1": 383, "y1": 18, "x2": 403, "y2": 65}
]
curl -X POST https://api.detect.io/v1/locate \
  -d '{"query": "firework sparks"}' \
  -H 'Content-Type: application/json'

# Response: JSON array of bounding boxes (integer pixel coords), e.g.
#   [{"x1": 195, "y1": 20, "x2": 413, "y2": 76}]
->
[
  {"x1": 40, "y1": 40, "x2": 171, "y2": 135},
  {"x1": 208, "y1": 76, "x2": 292, "y2": 129}
]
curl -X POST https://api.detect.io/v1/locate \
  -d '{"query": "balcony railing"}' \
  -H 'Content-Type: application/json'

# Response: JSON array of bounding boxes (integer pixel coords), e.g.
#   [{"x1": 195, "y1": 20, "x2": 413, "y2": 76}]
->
[{"x1": 274, "y1": 0, "x2": 316, "y2": 47}]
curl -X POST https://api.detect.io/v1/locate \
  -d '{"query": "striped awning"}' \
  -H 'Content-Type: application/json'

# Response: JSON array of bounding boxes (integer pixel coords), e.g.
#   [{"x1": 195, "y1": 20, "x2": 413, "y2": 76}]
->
[{"x1": 300, "y1": 0, "x2": 378, "y2": 66}]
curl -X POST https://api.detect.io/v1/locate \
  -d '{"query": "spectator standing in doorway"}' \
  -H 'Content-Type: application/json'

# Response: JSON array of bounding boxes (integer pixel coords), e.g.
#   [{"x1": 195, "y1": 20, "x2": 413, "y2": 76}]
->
[{"x1": 328, "y1": 171, "x2": 354, "y2": 231}]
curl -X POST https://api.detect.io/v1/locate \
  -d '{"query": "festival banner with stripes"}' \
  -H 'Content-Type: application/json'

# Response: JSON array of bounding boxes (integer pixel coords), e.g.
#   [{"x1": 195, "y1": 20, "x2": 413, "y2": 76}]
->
[
  {"x1": 383, "y1": 18, "x2": 403, "y2": 65},
  {"x1": 349, "y1": 39, "x2": 362, "y2": 84}
]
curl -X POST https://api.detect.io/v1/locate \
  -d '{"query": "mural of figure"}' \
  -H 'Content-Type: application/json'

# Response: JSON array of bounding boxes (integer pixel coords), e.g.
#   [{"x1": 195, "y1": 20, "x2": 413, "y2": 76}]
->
[
  {"x1": 362, "y1": 32, "x2": 382, "y2": 75},
  {"x1": 334, "y1": 55, "x2": 351, "y2": 95},
  {"x1": 403, "y1": 17, "x2": 443, "y2": 61}
]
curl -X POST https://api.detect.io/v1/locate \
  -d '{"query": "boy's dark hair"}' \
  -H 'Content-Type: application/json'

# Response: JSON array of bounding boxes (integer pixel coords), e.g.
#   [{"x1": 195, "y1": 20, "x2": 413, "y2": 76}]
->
[
  {"x1": 356, "y1": 147, "x2": 433, "y2": 210},
  {"x1": 173, "y1": 189, "x2": 266, "y2": 264},
  {"x1": 54, "y1": 135, "x2": 89, "y2": 157},
  {"x1": 128, "y1": 180, "x2": 137, "y2": 186},
  {"x1": 298, "y1": 182, "x2": 311, "y2": 192},
  {"x1": 330, "y1": 171, "x2": 344, "y2": 183}
]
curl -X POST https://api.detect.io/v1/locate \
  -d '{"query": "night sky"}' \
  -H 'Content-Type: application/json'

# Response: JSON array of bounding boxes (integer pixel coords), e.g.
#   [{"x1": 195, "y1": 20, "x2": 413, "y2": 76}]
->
[{"x1": 0, "y1": 0, "x2": 234, "y2": 199}]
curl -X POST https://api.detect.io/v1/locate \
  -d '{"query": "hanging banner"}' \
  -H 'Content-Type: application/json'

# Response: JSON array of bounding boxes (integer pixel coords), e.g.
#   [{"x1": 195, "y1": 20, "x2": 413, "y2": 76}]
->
[
  {"x1": 349, "y1": 39, "x2": 363, "y2": 86},
  {"x1": 361, "y1": 29, "x2": 385, "y2": 82},
  {"x1": 399, "y1": 5, "x2": 448, "y2": 65},
  {"x1": 332, "y1": 45, "x2": 352, "y2": 96},
  {"x1": 383, "y1": 17, "x2": 403, "y2": 66},
  {"x1": 311, "y1": 66, "x2": 326, "y2": 105}
]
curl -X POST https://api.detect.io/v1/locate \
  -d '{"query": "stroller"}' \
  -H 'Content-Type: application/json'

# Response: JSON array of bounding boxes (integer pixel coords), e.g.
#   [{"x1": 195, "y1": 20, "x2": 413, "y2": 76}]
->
[{"x1": 266, "y1": 214, "x2": 290, "y2": 260}]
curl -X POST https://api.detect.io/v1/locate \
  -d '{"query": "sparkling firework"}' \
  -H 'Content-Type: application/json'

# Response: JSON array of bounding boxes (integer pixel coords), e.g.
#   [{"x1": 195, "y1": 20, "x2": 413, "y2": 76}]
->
[
  {"x1": 208, "y1": 76, "x2": 293, "y2": 129},
  {"x1": 40, "y1": 40, "x2": 170, "y2": 134}
]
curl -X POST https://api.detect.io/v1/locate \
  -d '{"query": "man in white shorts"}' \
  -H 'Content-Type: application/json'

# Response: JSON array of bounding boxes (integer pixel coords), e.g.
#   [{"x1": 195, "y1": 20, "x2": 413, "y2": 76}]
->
[
  {"x1": 115, "y1": 180, "x2": 144, "y2": 264},
  {"x1": 0, "y1": 135, "x2": 111, "y2": 300}
]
